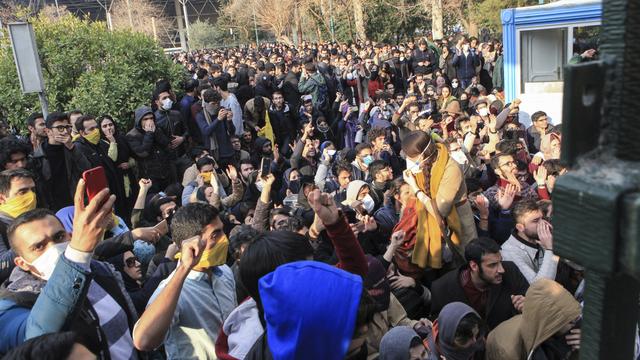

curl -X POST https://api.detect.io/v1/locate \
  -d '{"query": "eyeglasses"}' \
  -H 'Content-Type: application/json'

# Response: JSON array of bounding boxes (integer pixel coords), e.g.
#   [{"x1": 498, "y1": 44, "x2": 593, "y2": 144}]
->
[
  {"x1": 499, "y1": 160, "x2": 517, "y2": 168},
  {"x1": 535, "y1": 117, "x2": 548, "y2": 122},
  {"x1": 125, "y1": 256, "x2": 140, "y2": 267},
  {"x1": 51, "y1": 125, "x2": 72, "y2": 132}
]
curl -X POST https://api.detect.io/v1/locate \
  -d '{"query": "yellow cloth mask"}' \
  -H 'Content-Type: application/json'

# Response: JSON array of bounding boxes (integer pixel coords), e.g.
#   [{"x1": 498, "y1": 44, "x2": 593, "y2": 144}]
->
[
  {"x1": 84, "y1": 129, "x2": 101, "y2": 145},
  {"x1": 201, "y1": 171, "x2": 213, "y2": 184},
  {"x1": 0, "y1": 191, "x2": 37, "y2": 218},
  {"x1": 175, "y1": 235, "x2": 229, "y2": 269}
]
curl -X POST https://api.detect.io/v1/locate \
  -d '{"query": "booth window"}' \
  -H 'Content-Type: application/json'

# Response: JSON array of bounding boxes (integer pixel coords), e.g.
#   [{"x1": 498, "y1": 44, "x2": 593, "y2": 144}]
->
[{"x1": 520, "y1": 28, "x2": 567, "y2": 93}]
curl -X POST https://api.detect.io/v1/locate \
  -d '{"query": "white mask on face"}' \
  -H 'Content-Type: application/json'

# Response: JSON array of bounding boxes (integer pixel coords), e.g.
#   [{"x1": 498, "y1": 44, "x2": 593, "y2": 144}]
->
[
  {"x1": 29, "y1": 241, "x2": 69, "y2": 281},
  {"x1": 451, "y1": 150, "x2": 468, "y2": 165},
  {"x1": 161, "y1": 98, "x2": 173, "y2": 111},
  {"x1": 361, "y1": 195, "x2": 375, "y2": 213},
  {"x1": 452, "y1": 82, "x2": 459, "y2": 89},
  {"x1": 406, "y1": 158, "x2": 423, "y2": 174},
  {"x1": 478, "y1": 108, "x2": 489, "y2": 117}
]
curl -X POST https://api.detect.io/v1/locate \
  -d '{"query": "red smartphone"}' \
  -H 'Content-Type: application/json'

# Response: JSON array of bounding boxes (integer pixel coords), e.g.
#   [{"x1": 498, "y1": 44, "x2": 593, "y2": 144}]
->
[{"x1": 82, "y1": 167, "x2": 108, "y2": 202}]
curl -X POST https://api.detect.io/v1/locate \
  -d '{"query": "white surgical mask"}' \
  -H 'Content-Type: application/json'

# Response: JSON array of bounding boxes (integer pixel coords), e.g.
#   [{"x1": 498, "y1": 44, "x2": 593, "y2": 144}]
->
[
  {"x1": 29, "y1": 241, "x2": 69, "y2": 281},
  {"x1": 406, "y1": 158, "x2": 423, "y2": 174},
  {"x1": 478, "y1": 108, "x2": 489, "y2": 117},
  {"x1": 161, "y1": 98, "x2": 173, "y2": 111},
  {"x1": 452, "y1": 82, "x2": 459, "y2": 89},
  {"x1": 327, "y1": 150, "x2": 337, "y2": 156},
  {"x1": 361, "y1": 195, "x2": 375, "y2": 213},
  {"x1": 451, "y1": 150, "x2": 468, "y2": 165}
]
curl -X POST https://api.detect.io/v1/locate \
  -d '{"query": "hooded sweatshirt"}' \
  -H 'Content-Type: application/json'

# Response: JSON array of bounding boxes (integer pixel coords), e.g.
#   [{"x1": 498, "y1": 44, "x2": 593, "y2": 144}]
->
[
  {"x1": 258, "y1": 261, "x2": 363, "y2": 360},
  {"x1": 378, "y1": 326, "x2": 421, "y2": 360},
  {"x1": 126, "y1": 106, "x2": 171, "y2": 180},
  {"x1": 486, "y1": 279, "x2": 581, "y2": 360},
  {"x1": 426, "y1": 302, "x2": 484, "y2": 360}
]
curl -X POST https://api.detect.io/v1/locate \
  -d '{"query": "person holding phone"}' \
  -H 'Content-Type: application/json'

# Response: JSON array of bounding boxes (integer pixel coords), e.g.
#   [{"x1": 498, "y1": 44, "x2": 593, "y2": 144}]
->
[{"x1": 0, "y1": 180, "x2": 142, "y2": 359}]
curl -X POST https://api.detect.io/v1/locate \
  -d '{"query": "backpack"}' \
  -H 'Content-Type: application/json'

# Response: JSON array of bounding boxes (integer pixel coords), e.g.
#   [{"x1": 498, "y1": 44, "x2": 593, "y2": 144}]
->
[{"x1": 311, "y1": 76, "x2": 330, "y2": 112}]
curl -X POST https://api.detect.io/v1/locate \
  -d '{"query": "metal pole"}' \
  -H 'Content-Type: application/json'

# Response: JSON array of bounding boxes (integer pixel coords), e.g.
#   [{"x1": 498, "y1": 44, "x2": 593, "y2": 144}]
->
[
  {"x1": 38, "y1": 92, "x2": 49, "y2": 119},
  {"x1": 182, "y1": 0, "x2": 190, "y2": 39},
  {"x1": 54, "y1": 0, "x2": 60, "y2": 16},
  {"x1": 174, "y1": 0, "x2": 187, "y2": 51},
  {"x1": 253, "y1": 6, "x2": 259, "y2": 46},
  {"x1": 329, "y1": 0, "x2": 335, "y2": 42}
]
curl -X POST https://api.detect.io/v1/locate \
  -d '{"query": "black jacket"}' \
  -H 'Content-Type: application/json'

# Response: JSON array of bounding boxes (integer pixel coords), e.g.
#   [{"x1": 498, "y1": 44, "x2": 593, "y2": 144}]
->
[
  {"x1": 430, "y1": 261, "x2": 529, "y2": 330},
  {"x1": 74, "y1": 137, "x2": 128, "y2": 217},
  {"x1": 154, "y1": 108, "x2": 188, "y2": 158},
  {"x1": 126, "y1": 107, "x2": 173, "y2": 181},
  {"x1": 31, "y1": 141, "x2": 92, "y2": 211},
  {"x1": 282, "y1": 71, "x2": 301, "y2": 115}
]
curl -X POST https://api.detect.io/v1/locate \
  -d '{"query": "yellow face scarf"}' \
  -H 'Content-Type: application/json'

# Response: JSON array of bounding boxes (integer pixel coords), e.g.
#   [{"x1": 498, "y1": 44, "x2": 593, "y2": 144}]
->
[
  {"x1": 201, "y1": 171, "x2": 213, "y2": 184},
  {"x1": 84, "y1": 129, "x2": 101, "y2": 145},
  {"x1": 0, "y1": 191, "x2": 37, "y2": 218},
  {"x1": 175, "y1": 235, "x2": 229, "y2": 269}
]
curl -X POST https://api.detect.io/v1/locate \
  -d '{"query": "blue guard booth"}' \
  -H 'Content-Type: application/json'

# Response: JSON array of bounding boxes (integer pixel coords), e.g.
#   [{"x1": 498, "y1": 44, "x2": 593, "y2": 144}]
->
[{"x1": 501, "y1": 0, "x2": 602, "y2": 126}]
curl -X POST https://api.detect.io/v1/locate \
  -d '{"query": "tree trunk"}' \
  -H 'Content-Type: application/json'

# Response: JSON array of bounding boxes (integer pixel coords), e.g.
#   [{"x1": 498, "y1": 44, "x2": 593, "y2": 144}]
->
[
  {"x1": 294, "y1": 2, "x2": 302, "y2": 45},
  {"x1": 431, "y1": 0, "x2": 443, "y2": 40},
  {"x1": 352, "y1": 0, "x2": 366, "y2": 41},
  {"x1": 467, "y1": 20, "x2": 478, "y2": 37}
]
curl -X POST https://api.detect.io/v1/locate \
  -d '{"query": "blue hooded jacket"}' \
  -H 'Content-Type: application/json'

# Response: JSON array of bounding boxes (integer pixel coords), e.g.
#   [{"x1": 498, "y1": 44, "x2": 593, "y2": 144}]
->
[{"x1": 258, "y1": 261, "x2": 362, "y2": 360}]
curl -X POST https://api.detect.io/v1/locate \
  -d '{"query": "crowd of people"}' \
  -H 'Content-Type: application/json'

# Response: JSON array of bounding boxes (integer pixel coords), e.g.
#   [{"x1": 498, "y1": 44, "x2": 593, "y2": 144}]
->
[{"x1": 0, "y1": 34, "x2": 600, "y2": 360}]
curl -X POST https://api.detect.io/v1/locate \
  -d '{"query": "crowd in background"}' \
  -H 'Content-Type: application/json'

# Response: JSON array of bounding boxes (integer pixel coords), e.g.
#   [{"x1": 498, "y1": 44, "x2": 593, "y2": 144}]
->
[{"x1": 0, "y1": 34, "x2": 613, "y2": 360}]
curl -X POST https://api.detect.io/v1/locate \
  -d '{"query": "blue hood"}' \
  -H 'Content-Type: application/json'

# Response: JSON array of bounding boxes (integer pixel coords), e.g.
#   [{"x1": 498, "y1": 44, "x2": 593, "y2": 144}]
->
[
  {"x1": 55, "y1": 206, "x2": 75, "y2": 232},
  {"x1": 259, "y1": 261, "x2": 362, "y2": 360}
]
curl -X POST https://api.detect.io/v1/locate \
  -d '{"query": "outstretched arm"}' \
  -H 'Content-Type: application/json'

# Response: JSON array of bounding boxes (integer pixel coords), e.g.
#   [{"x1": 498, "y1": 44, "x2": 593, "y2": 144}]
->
[{"x1": 133, "y1": 236, "x2": 204, "y2": 351}]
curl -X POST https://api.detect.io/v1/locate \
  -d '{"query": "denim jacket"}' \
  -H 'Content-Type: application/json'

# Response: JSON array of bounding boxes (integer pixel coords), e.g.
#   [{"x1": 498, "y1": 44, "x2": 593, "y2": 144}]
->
[{"x1": 0, "y1": 254, "x2": 139, "y2": 359}]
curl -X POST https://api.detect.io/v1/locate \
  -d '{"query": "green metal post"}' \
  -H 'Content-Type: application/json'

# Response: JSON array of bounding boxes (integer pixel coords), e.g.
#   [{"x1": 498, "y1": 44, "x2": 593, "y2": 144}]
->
[{"x1": 554, "y1": 0, "x2": 640, "y2": 359}]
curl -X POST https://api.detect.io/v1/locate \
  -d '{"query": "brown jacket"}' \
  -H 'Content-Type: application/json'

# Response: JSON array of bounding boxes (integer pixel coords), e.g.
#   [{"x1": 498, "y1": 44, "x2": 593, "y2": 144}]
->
[
  {"x1": 366, "y1": 294, "x2": 418, "y2": 359},
  {"x1": 485, "y1": 279, "x2": 581, "y2": 360},
  {"x1": 435, "y1": 158, "x2": 478, "y2": 248}
]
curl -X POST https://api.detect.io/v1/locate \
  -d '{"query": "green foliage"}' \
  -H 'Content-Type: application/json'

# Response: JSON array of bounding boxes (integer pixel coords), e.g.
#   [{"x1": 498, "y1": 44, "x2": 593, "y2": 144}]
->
[
  {"x1": 470, "y1": 0, "x2": 539, "y2": 34},
  {"x1": 190, "y1": 18, "x2": 256, "y2": 49},
  {"x1": 189, "y1": 19, "x2": 223, "y2": 49},
  {"x1": 0, "y1": 12, "x2": 186, "y2": 132},
  {"x1": 364, "y1": 0, "x2": 428, "y2": 43}
]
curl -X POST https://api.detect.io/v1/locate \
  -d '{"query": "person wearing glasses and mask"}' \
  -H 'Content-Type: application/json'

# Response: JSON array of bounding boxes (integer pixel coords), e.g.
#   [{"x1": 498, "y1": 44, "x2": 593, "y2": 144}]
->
[
  {"x1": 32, "y1": 112, "x2": 91, "y2": 211},
  {"x1": 400, "y1": 130, "x2": 477, "y2": 272}
]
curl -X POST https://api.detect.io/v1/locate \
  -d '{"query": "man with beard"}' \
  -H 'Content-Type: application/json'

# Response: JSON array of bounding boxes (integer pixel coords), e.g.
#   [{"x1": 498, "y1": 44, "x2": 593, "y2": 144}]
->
[
  {"x1": 0, "y1": 183, "x2": 140, "y2": 358},
  {"x1": 195, "y1": 89, "x2": 236, "y2": 166},
  {"x1": 483, "y1": 153, "x2": 539, "y2": 211},
  {"x1": 26, "y1": 113, "x2": 46, "y2": 152},
  {"x1": 500, "y1": 200, "x2": 559, "y2": 284},
  {"x1": 282, "y1": 60, "x2": 302, "y2": 119},
  {"x1": 268, "y1": 91, "x2": 294, "y2": 156},
  {"x1": 430, "y1": 237, "x2": 529, "y2": 331}
]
